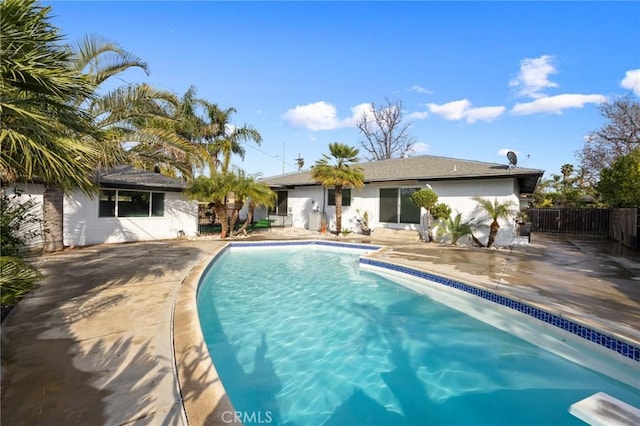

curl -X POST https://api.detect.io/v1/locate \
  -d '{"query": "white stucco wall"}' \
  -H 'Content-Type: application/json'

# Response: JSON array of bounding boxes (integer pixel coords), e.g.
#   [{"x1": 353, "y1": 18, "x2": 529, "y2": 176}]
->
[
  {"x1": 276, "y1": 178, "x2": 522, "y2": 247},
  {"x1": 64, "y1": 189, "x2": 198, "y2": 247}
]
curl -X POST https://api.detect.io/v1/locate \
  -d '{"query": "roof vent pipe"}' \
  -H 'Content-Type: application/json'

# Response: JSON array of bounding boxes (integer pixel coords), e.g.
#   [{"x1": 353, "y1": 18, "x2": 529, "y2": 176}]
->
[{"x1": 453, "y1": 164, "x2": 457, "y2": 171}]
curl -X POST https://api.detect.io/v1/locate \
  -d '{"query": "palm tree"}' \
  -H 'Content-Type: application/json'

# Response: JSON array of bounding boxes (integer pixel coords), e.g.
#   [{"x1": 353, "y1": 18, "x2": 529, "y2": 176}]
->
[
  {"x1": 89, "y1": 82, "x2": 199, "y2": 177},
  {"x1": 435, "y1": 213, "x2": 472, "y2": 246},
  {"x1": 38, "y1": 35, "x2": 158, "y2": 252},
  {"x1": 205, "y1": 105, "x2": 262, "y2": 174},
  {"x1": 229, "y1": 169, "x2": 276, "y2": 236},
  {"x1": 41, "y1": 36, "x2": 197, "y2": 251},
  {"x1": 171, "y1": 87, "x2": 262, "y2": 176},
  {"x1": 311, "y1": 143, "x2": 364, "y2": 234},
  {"x1": 1, "y1": 0, "x2": 100, "y2": 188},
  {"x1": 472, "y1": 196, "x2": 517, "y2": 248},
  {"x1": 185, "y1": 174, "x2": 235, "y2": 239},
  {"x1": 1, "y1": 0, "x2": 107, "y2": 252}
]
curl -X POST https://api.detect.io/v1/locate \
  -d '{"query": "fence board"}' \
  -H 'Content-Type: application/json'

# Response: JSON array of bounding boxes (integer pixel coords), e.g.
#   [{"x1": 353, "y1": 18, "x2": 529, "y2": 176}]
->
[
  {"x1": 525, "y1": 208, "x2": 609, "y2": 235},
  {"x1": 609, "y1": 208, "x2": 639, "y2": 249}
]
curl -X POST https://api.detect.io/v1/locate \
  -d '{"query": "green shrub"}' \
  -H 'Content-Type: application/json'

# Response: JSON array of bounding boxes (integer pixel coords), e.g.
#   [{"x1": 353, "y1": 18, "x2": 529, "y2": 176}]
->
[
  {"x1": 1, "y1": 257, "x2": 41, "y2": 306},
  {"x1": 435, "y1": 213, "x2": 472, "y2": 245},
  {"x1": 0, "y1": 190, "x2": 42, "y2": 309},
  {"x1": 431, "y1": 203, "x2": 452, "y2": 220}
]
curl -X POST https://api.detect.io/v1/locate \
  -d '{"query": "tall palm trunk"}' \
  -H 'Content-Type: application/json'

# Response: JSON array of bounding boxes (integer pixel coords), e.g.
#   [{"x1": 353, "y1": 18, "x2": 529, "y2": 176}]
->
[
  {"x1": 229, "y1": 200, "x2": 243, "y2": 235},
  {"x1": 335, "y1": 186, "x2": 343, "y2": 234},
  {"x1": 236, "y1": 201, "x2": 256, "y2": 236},
  {"x1": 487, "y1": 220, "x2": 500, "y2": 248},
  {"x1": 213, "y1": 201, "x2": 229, "y2": 239},
  {"x1": 43, "y1": 184, "x2": 65, "y2": 252}
]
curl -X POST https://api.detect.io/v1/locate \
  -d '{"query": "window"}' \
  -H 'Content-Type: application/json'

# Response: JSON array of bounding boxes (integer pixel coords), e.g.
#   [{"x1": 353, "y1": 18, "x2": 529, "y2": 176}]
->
[
  {"x1": 269, "y1": 191, "x2": 288, "y2": 216},
  {"x1": 379, "y1": 187, "x2": 420, "y2": 224},
  {"x1": 98, "y1": 190, "x2": 165, "y2": 218},
  {"x1": 328, "y1": 188, "x2": 351, "y2": 207}
]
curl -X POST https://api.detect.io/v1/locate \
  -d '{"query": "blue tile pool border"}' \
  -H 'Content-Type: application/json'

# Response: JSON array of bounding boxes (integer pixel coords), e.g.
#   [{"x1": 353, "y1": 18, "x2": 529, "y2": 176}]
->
[
  {"x1": 360, "y1": 257, "x2": 640, "y2": 364},
  {"x1": 218, "y1": 241, "x2": 639, "y2": 364},
  {"x1": 230, "y1": 240, "x2": 381, "y2": 252}
]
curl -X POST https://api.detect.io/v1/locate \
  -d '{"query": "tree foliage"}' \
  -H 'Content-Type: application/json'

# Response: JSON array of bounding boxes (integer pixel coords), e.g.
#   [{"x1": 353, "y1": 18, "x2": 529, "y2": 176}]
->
[
  {"x1": 228, "y1": 169, "x2": 275, "y2": 235},
  {"x1": 576, "y1": 96, "x2": 640, "y2": 183},
  {"x1": 311, "y1": 143, "x2": 364, "y2": 234},
  {"x1": 172, "y1": 86, "x2": 262, "y2": 176},
  {"x1": 185, "y1": 173, "x2": 235, "y2": 238},
  {"x1": 0, "y1": 0, "x2": 100, "y2": 192},
  {"x1": 597, "y1": 149, "x2": 640, "y2": 207},
  {"x1": 436, "y1": 212, "x2": 472, "y2": 246},
  {"x1": 431, "y1": 203, "x2": 452, "y2": 221},
  {"x1": 357, "y1": 98, "x2": 415, "y2": 161}
]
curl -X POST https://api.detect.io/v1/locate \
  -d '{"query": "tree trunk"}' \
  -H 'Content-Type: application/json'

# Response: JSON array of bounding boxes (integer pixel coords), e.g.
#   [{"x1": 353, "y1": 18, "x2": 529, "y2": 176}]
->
[
  {"x1": 214, "y1": 202, "x2": 229, "y2": 239},
  {"x1": 43, "y1": 184, "x2": 64, "y2": 252},
  {"x1": 426, "y1": 209, "x2": 433, "y2": 242},
  {"x1": 236, "y1": 202, "x2": 255, "y2": 235},
  {"x1": 230, "y1": 200, "x2": 243, "y2": 236},
  {"x1": 487, "y1": 220, "x2": 500, "y2": 248},
  {"x1": 335, "y1": 186, "x2": 343, "y2": 234},
  {"x1": 471, "y1": 233, "x2": 485, "y2": 248}
]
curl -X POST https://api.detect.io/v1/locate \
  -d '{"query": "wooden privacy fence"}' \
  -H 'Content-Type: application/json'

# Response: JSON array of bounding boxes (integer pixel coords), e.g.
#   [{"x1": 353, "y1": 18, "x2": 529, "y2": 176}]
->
[
  {"x1": 525, "y1": 208, "x2": 610, "y2": 235},
  {"x1": 609, "y1": 208, "x2": 639, "y2": 249}
]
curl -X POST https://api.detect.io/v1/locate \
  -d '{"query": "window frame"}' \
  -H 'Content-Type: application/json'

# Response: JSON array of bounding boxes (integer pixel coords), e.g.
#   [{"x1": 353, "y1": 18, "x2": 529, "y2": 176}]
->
[
  {"x1": 98, "y1": 189, "x2": 165, "y2": 218},
  {"x1": 327, "y1": 188, "x2": 351, "y2": 207},
  {"x1": 378, "y1": 187, "x2": 421, "y2": 225}
]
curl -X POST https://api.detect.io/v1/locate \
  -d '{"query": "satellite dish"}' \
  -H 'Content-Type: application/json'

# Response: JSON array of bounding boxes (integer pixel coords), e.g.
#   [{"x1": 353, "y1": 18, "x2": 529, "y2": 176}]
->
[{"x1": 507, "y1": 151, "x2": 518, "y2": 168}]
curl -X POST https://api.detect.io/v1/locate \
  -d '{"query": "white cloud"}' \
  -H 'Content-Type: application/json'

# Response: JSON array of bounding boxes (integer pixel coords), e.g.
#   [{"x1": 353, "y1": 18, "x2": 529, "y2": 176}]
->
[
  {"x1": 410, "y1": 84, "x2": 432, "y2": 94},
  {"x1": 407, "y1": 110, "x2": 429, "y2": 120},
  {"x1": 408, "y1": 142, "x2": 429, "y2": 155},
  {"x1": 512, "y1": 94, "x2": 605, "y2": 115},
  {"x1": 282, "y1": 101, "x2": 340, "y2": 131},
  {"x1": 466, "y1": 106, "x2": 506, "y2": 124},
  {"x1": 283, "y1": 101, "x2": 376, "y2": 131},
  {"x1": 342, "y1": 102, "x2": 373, "y2": 127},
  {"x1": 509, "y1": 55, "x2": 558, "y2": 99},
  {"x1": 620, "y1": 69, "x2": 640, "y2": 96},
  {"x1": 427, "y1": 99, "x2": 505, "y2": 123},
  {"x1": 428, "y1": 99, "x2": 471, "y2": 120}
]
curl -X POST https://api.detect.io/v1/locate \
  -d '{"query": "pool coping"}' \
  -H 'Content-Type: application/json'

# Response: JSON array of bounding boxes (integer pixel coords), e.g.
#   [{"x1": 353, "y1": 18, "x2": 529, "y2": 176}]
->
[{"x1": 173, "y1": 240, "x2": 640, "y2": 424}]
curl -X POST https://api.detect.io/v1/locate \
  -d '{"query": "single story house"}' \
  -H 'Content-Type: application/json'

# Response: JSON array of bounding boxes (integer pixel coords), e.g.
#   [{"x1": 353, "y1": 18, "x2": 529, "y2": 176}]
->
[
  {"x1": 257, "y1": 155, "x2": 544, "y2": 246},
  {"x1": 5, "y1": 165, "x2": 198, "y2": 248}
]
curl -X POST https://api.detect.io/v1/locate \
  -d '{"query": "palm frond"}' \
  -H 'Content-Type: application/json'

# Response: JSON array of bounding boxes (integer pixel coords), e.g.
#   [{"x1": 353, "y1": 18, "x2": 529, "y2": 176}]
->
[{"x1": 71, "y1": 33, "x2": 149, "y2": 85}]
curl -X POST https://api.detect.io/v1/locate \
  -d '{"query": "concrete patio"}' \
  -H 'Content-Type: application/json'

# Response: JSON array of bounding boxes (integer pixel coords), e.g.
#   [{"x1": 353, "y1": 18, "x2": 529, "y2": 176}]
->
[{"x1": 1, "y1": 231, "x2": 639, "y2": 425}]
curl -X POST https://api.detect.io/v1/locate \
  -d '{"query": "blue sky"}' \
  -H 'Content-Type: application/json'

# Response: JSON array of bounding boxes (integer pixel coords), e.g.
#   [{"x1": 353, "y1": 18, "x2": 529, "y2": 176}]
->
[{"x1": 46, "y1": 1, "x2": 640, "y2": 179}]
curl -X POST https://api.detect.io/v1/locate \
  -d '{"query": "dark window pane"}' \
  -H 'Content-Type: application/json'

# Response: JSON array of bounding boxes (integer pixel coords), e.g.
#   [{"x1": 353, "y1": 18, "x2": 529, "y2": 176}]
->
[
  {"x1": 328, "y1": 188, "x2": 351, "y2": 207},
  {"x1": 99, "y1": 190, "x2": 116, "y2": 217},
  {"x1": 379, "y1": 188, "x2": 398, "y2": 223},
  {"x1": 151, "y1": 193, "x2": 165, "y2": 217},
  {"x1": 276, "y1": 191, "x2": 288, "y2": 216},
  {"x1": 400, "y1": 188, "x2": 421, "y2": 224},
  {"x1": 118, "y1": 191, "x2": 150, "y2": 217}
]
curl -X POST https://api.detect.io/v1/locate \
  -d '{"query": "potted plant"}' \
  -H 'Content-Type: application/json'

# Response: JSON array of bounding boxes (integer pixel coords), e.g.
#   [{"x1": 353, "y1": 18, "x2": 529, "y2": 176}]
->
[
  {"x1": 319, "y1": 214, "x2": 328, "y2": 233},
  {"x1": 355, "y1": 209, "x2": 372, "y2": 235},
  {"x1": 515, "y1": 210, "x2": 532, "y2": 242}
]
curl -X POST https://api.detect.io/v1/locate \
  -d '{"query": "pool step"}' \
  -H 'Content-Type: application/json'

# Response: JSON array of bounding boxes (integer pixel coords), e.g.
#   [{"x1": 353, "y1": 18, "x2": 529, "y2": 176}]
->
[{"x1": 569, "y1": 392, "x2": 640, "y2": 426}]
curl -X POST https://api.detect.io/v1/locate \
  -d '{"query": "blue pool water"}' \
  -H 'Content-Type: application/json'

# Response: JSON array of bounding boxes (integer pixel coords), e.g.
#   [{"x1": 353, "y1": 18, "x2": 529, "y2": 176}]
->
[{"x1": 197, "y1": 245, "x2": 640, "y2": 426}]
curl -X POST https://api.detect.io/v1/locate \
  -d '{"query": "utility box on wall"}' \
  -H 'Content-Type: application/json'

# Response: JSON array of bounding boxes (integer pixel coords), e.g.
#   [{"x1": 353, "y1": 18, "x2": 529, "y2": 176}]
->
[{"x1": 308, "y1": 211, "x2": 326, "y2": 231}]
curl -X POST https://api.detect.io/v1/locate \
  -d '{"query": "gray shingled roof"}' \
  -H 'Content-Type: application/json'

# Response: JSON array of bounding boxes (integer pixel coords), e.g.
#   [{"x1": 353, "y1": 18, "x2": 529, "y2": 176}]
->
[
  {"x1": 261, "y1": 155, "x2": 544, "y2": 193},
  {"x1": 94, "y1": 165, "x2": 187, "y2": 191}
]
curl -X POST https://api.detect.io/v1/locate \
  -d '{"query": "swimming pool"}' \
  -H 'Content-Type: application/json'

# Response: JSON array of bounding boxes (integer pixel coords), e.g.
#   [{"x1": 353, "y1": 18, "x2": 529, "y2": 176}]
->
[{"x1": 197, "y1": 242, "x2": 639, "y2": 425}]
